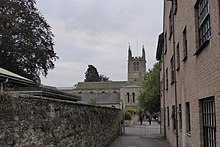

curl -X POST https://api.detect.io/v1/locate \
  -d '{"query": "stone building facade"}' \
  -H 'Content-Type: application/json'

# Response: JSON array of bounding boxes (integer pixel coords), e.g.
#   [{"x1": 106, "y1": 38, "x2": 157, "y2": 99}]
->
[
  {"x1": 156, "y1": 0, "x2": 220, "y2": 147},
  {"x1": 66, "y1": 46, "x2": 147, "y2": 109}
]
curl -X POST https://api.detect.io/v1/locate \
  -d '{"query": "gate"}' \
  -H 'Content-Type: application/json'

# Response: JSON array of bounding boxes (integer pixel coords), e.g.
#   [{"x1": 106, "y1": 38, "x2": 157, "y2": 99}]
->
[{"x1": 124, "y1": 121, "x2": 161, "y2": 138}]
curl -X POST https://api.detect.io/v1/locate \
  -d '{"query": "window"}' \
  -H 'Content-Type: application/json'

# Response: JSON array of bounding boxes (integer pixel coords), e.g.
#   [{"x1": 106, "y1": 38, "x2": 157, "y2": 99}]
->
[
  {"x1": 166, "y1": 68, "x2": 168, "y2": 90},
  {"x1": 186, "y1": 102, "x2": 191, "y2": 133},
  {"x1": 127, "y1": 93, "x2": 130, "y2": 103},
  {"x1": 169, "y1": 9, "x2": 173, "y2": 39},
  {"x1": 194, "y1": 0, "x2": 211, "y2": 55},
  {"x1": 176, "y1": 43, "x2": 180, "y2": 71},
  {"x1": 133, "y1": 62, "x2": 139, "y2": 71},
  {"x1": 133, "y1": 62, "x2": 136, "y2": 71},
  {"x1": 167, "y1": 107, "x2": 170, "y2": 127},
  {"x1": 197, "y1": 0, "x2": 211, "y2": 49},
  {"x1": 132, "y1": 92, "x2": 135, "y2": 103},
  {"x1": 183, "y1": 27, "x2": 188, "y2": 61},
  {"x1": 170, "y1": 56, "x2": 175, "y2": 84},
  {"x1": 172, "y1": 105, "x2": 176, "y2": 130},
  {"x1": 164, "y1": 32, "x2": 167, "y2": 54},
  {"x1": 201, "y1": 98, "x2": 216, "y2": 147},
  {"x1": 179, "y1": 104, "x2": 182, "y2": 130},
  {"x1": 137, "y1": 62, "x2": 139, "y2": 71},
  {"x1": 173, "y1": 0, "x2": 178, "y2": 15}
]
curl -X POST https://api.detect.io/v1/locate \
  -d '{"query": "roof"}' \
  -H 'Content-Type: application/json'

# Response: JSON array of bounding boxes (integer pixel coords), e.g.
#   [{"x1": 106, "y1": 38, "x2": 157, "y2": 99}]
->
[
  {"x1": 156, "y1": 32, "x2": 164, "y2": 61},
  {"x1": 11, "y1": 86, "x2": 81, "y2": 102},
  {"x1": 0, "y1": 67, "x2": 35, "y2": 86},
  {"x1": 75, "y1": 81, "x2": 143, "y2": 90},
  {"x1": 76, "y1": 93, "x2": 120, "y2": 104}
]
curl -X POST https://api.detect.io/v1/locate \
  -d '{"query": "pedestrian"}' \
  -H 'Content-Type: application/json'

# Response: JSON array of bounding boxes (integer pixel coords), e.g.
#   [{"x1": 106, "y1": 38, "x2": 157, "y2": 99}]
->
[
  {"x1": 148, "y1": 117, "x2": 151, "y2": 125},
  {"x1": 139, "y1": 113, "x2": 143, "y2": 125}
]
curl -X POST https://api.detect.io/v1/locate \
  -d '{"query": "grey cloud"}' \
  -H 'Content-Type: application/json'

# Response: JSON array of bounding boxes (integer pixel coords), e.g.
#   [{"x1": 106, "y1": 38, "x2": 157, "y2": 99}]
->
[{"x1": 37, "y1": 0, "x2": 163, "y2": 87}]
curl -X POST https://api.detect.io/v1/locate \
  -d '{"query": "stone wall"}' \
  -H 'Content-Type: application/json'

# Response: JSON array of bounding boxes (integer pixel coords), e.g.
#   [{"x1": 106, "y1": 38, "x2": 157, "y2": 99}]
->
[{"x1": 0, "y1": 94, "x2": 122, "y2": 147}]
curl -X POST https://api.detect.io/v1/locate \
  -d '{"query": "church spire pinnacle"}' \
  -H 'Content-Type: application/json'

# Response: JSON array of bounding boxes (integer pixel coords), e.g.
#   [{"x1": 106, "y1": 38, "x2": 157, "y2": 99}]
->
[
  {"x1": 142, "y1": 45, "x2": 145, "y2": 59},
  {"x1": 128, "y1": 42, "x2": 132, "y2": 60}
]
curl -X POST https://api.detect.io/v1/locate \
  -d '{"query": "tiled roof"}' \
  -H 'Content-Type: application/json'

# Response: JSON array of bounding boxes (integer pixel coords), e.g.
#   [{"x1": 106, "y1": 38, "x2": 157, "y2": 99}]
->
[
  {"x1": 76, "y1": 93, "x2": 120, "y2": 104},
  {"x1": 76, "y1": 81, "x2": 142, "y2": 90}
]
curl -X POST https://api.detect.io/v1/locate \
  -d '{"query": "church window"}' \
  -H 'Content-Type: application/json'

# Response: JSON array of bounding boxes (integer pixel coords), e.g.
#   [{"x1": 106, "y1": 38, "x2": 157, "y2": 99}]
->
[
  {"x1": 132, "y1": 92, "x2": 135, "y2": 103},
  {"x1": 134, "y1": 62, "x2": 140, "y2": 71},
  {"x1": 133, "y1": 62, "x2": 136, "y2": 71},
  {"x1": 127, "y1": 93, "x2": 130, "y2": 103}
]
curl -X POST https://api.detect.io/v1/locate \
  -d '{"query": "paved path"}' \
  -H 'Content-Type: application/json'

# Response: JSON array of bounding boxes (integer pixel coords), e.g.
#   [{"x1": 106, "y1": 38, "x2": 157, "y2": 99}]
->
[{"x1": 109, "y1": 120, "x2": 170, "y2": 147}]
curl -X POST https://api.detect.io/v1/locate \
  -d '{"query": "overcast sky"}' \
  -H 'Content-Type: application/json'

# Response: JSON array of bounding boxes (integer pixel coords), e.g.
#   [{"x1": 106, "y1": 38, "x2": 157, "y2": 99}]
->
[{"x1": 36, "y1": 0, "x2": 163, "y2": 87}]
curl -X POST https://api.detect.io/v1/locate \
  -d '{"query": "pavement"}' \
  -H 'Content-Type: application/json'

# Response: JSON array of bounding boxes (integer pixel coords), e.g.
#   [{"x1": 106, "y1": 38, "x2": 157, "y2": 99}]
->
[{"x1": 109, "y1": 120, "x2": 170, "y2": 147}]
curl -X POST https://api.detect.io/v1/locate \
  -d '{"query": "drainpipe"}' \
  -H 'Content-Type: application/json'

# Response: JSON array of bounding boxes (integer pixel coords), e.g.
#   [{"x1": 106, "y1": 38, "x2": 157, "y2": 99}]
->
[
  {"x1": 162, "y1": 1, "x2": 166, "y2": 140},
  {"x1": 219, "y1": 0, "x2": 220, "y2": 53},
  {"x1": 172, "y1": 4, "x2": 179, "y2": 147},
  {"x1": 162, "y1": 47, "x2": 166, "y2": 139},
  {"x1": 167, "y1": 0, "x2": 179, "y2": 146}
]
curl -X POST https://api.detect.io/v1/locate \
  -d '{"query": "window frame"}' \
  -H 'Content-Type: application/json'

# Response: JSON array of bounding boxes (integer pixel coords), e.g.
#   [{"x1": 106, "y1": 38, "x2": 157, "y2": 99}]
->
[
  {"x1": 166, "y1": 68, "x2": 169, "y2": 90},
  {"x1": 201, "y1": 97, "x2": 216, "y2": 147},
  {"x1": 186, "y1": 102, "x2": 191, "y2": 134},
  {"x1": 164, "y1": 32, "x2": 167, "y2": 54},
  {"x1": 179, "y1": 104, "x2": 182, "y2": 130},
  {"x1": 127, "y1": 92, "x2": 130, "y2": 103},
  {"x1": 132, "y1": 92, "x2": 135, "y2": 103},
  {"x1": 194, "y1": 0, "x2": 211, "y2": 55},
  {"x1": 169, "y1": 8, "x2": 173, "y2": 40},
  {"x1": 170, "y1": 56, "x2": 175, "y2": 84},
  {"x1": 182, "y1": 27, "x2": 188, "y2": 62},
  {"x1": 167, "y1": 107, "x2": 170, "y2": 127},
  {"x1": 172, "y1": 105, "x2": 176, "y2": 130},
  {"x1": 176, "y1": 43, "x2": 180, "y2": 71}
]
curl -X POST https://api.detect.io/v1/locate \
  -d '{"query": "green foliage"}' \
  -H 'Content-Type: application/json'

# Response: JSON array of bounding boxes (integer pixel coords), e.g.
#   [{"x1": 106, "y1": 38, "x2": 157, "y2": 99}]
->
[
  {"x1": 84, "y1": 65, "x2": 110, "y2": 82},
  {"x1": 124, "y1": 110, "x2": 131, "y2": 120},
  {"x1": 85, "y1": 65, "x2": 100, "y2": 82},
  {"x1": 0, "y1": 91, "x2": 14, "y2": 110},
  {"x1": 0, "y1": 0, "x2": 58, "y2": 83},
  {"x1": 126, "y1": 108, "x2": 140, "y2": 114},
  {"x1": 88, "y1": 97, "x2": 97, "y2": 106},
  {"x1": 139, "y1": 62, "x2": 160, "y2": 113},
  {"x1": 99, "y1": 74, "x2": 110, "y2": 82}
]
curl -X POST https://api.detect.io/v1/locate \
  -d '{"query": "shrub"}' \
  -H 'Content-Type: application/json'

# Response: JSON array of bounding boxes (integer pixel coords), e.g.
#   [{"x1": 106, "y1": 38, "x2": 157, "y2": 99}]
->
[
  {"x1": 124, "y1": 110, "x2": 132, "y2": 120},
  {"x1": 126, "y1": 108, "x2": 140, "y2": 115}
]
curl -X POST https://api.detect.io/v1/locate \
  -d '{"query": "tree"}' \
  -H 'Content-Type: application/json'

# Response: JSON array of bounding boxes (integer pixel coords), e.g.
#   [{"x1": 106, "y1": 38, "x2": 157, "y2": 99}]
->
[
  {"x1": 139, "y1": 62, "x2": 160, "y2": 113},
  {"x1": 84, "y1": 65, "x2": 100, "y2": 82},
  {"x1": 84, "y1": 65, "x2": 110, "y2": 82},
  {"x1": 0, "y1": 0, "x2": 58, "y2": 83},
  {"x1": 99, "y1": 74, "x2": 109, "y2": 82}
]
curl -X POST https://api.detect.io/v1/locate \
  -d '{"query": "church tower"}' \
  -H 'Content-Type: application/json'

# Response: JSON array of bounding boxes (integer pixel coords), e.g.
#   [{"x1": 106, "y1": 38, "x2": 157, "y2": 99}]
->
[{"x1": 127, "y1": 45, "x2": 146, "y2": 82}]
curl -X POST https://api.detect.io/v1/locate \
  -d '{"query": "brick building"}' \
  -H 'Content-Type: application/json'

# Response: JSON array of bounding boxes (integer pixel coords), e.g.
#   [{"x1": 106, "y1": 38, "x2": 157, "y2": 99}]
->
[{"x1": 156, "y1": 0, "x2": 220, "y2": 147}]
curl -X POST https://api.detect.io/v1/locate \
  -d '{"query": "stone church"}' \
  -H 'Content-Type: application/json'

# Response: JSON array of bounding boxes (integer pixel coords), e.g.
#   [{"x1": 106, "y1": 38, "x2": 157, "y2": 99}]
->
[{"x1": 62, "y1": 46, "x2": 147, "y2": 109}]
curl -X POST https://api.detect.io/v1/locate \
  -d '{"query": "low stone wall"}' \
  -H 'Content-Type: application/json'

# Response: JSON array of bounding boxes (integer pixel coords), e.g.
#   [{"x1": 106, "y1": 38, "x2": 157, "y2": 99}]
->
[{"x1": 0, "y1": 94, "x2": 122, "y2": 147}]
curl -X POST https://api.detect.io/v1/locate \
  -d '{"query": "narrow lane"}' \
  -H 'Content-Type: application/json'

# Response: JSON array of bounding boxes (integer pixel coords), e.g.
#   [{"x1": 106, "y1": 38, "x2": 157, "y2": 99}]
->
[{"x1": 109, "y1": 120, "x2": 170, "y2": 147}]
